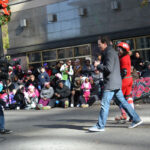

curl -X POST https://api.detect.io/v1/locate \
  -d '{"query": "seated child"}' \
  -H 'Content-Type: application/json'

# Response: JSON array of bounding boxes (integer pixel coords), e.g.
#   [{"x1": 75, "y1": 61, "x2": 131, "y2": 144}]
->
[
  {"x1": 8, "y1": 89, "x2": 17, "y2": 109},
  {"x1": 81, "y1": 77, "x2": 92, "y2": 103},
  {"x1": 25, "y1": 84, "x2": 39, "y2": 109},
  {"x1": 71, "y1": 77, "x2": 82, "y2": 107}
]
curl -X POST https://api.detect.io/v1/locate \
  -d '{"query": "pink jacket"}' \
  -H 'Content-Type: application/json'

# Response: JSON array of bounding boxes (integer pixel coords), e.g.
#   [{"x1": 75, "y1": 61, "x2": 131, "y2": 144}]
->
[{"x1": 81, "y1": 82, "x2": 92, "y2": 92}]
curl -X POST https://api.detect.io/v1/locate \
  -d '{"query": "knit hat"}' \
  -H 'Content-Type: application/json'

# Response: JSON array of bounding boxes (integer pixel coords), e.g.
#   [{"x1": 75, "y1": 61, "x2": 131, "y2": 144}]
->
[
  {"x1": 89, "y1": 76, "x2": 93, "y2": 80},
  {"x1": 28, "y1": 84, "x2": 35, "y2": 91},
  {"x1": 27, "y1": 70, "x2": 32, "y2": 74},
  {"x1": 43, "y1": 63, "x2": 48, "y2": 67},
  {"x1": 9, "y1": 66, "x2": 13, "y2": 70},
  {"x1": 44, "y1": 82, "x2": 50, "y2": 86},
  {"x1": 55, "y1": 73, "x2": 62, "y2": 80},
  {"x1": 75, "y1": 59, "x2": 80, "y2": 63},
  {"x1": 81, "y1": 76, "x2": 87, "y2": 82}
]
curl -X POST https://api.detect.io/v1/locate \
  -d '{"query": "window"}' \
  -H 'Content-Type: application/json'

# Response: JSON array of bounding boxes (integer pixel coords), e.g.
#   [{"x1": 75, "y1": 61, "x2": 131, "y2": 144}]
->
[
  {"x1": 58, "y1": 48, "x2": 73, "y2": 59},
  {"x1": 74, "y1": 45, "x2": 90, "y2": 57},
  {"x1": 28, "y1": 52, "x2": 41, "y2": 63},
  {"x1": 139, "y1": 49, "x2": 150, "y2": 61},
  {"x1": 29, "y1": 63, "x2": 42, "y2": 68},
  {"x1": 27, "y1": 44, "x2": 92, "y2": 68},
  {"x1": 42, "y1": 50, "x2": 56, "y2": 61},
  {"x1": 136, "y1": 37, "x2": 150, "y2": 49}
]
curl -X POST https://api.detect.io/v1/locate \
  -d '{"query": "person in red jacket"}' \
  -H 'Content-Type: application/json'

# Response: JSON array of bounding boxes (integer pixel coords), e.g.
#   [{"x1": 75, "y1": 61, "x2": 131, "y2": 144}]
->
[{"x1": 115, "y1": 42, "x2": 134, "y2": 121}]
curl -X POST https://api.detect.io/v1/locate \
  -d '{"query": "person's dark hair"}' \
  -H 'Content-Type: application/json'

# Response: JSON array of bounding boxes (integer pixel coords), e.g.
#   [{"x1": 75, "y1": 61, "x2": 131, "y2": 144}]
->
[
  {"x1": 134, "y1": 51, "x2": 140, "y2": 56},
  {"x1": 58, "y1": 80, "x2": 64, "y2": 84},
  {"x1": 98, "y1": 36, "x2": 111, "y2": 46},
  {"x1": 56, "y1": 61, "x2": 60, "y2": 65},
  {"x1": 98, "y1": 54, "x2": 102, "y2": 57},
  {"x1": 7, "y1": 79, "x2": 11, "y2": 83}
]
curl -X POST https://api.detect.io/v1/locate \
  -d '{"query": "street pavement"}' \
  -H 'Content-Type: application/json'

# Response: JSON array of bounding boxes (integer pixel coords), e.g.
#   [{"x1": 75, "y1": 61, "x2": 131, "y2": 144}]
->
[{"x1": 0, "y1": 103, "x2": 150, "y2": 150}]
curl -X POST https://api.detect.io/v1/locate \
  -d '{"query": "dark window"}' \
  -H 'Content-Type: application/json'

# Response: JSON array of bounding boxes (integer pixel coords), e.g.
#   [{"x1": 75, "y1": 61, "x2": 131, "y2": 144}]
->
[
  {"x1": 42, "y1": 50, "x2": 57, "y2": 61},
  {"x1": 74, "y1": 45, "x2": 90, "y2": 57},
  {"x1": 58, "y1": 48, "x2": 73, "y2": 59},
  {"x1": 28, "y1": 52, "x2": 41, "y2": 62},
  {"x1": 136, "y1": 37, "x2": 150, "y2": 49}
]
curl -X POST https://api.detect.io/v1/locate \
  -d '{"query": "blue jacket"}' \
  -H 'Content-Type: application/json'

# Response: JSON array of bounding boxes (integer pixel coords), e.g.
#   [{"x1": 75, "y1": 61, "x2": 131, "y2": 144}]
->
[{"x1": 38, "y1": 72, "x2": 50, "y2": 86}]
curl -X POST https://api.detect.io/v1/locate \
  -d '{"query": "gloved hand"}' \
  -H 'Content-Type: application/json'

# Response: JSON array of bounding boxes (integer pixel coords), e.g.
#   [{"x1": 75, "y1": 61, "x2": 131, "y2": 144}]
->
[{"x1": 121, "y1": 68, "x2": 127, "y2": 78}]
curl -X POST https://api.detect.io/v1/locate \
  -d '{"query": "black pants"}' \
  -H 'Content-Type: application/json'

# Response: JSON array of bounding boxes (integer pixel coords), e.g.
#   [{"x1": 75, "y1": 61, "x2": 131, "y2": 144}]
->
[
  {"x1": 79, "y1": 95, "x2": 97, "y2": 106},
  {"x1": 48, "y1": 98, "x2": 69, "y2": 108},
  {"x1": 0, "y1": 104, "x2": 4, "y2": 130},
  {"x1": 71, "y1": 90, "x2": 81, "y2": 106}
]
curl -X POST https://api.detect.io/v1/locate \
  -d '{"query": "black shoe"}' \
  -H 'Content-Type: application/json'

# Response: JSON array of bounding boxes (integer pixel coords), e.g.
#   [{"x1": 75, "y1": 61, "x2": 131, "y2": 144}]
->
[{"x1": 0, "y1": 129, "x2": 12, "y2": 134}]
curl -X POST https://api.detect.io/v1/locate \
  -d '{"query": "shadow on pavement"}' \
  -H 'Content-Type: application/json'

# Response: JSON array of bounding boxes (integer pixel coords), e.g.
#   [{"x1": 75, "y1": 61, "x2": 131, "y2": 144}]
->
[
  {"x1": 0, "y1": 137, "x2": 7, "y2": 143},
  {"x1": 47, "y1": 119, "x2": 97, "y2": 123},
  {"x1": 34, "y1": 124, "x2": 91, "y2": 132}
]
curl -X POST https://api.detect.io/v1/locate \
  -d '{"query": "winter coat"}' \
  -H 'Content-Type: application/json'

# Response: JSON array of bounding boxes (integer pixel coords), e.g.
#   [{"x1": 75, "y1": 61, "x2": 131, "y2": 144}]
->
[
  {"x1": 7, "y1": 83, "x2": 15, "y2": 92},
  {"x1": 97, "y1": 46, "x2": 122, "y2": 90},
  {"x1": 92, "y1": 72, "x2": 103, "y2": 85},
  {"x1": 40, "y1": 87, "x2": 54, "y2": 99},
  {"x1": 14, "y1": 89, "x2": 26, "y2": 108},
  {"x1": 72, "y1": 78, "x2": 82, "y2": 91},
  {"x1": 26, "y1": 80, "x2": 39, "y2": 89},
  {"x1": 73, "y1": 65, "x2": 82, "y2": 77},
  {"x1": 81, "y1": 82, "x2": 91, "y2": 92},
  {"x1": 120, "y1": 54, "x2": 132, "y2": 78},
  {"x1": 131, "y1": 57, "x2": 143, "y2": 72},
  {"x1": 55, "y1": 85, "x2": 70, "y2": 99},
  {"x1": 82, "y1": 65, "x2": 95, "y2": 77},
  {"x1": 60, "y1": 64, "x2": 74, "y2": 81},
  {"x1": 38, "y1": 72, "x2": 50, "y2": 86},
  {"x1": 14, "y1": 70, "x2": 24, "y2": 80}
]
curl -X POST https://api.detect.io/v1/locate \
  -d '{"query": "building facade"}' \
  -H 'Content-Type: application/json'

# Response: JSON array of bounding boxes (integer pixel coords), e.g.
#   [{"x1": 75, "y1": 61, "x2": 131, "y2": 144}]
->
[{"x1": 3, "y1": 0, "x2": 150, "y2": 69}]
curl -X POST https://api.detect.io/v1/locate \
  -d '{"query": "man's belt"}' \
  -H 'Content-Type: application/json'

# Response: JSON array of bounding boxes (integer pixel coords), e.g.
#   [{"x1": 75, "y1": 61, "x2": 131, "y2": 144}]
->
[{"x1": 123, "y1": 76, "x2": 132, "y2": 79}]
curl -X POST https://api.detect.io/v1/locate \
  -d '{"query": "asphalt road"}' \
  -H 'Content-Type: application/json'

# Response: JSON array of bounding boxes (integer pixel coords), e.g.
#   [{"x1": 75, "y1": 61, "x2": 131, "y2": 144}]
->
[{"x1": 0, "y1": 103, "x2": 150, "y2": 150}]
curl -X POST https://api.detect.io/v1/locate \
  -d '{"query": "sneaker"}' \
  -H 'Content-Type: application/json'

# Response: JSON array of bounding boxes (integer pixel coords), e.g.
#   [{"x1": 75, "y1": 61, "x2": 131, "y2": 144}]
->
[
  {"x1": 37, "y1": 104, "x2": 43, "y2": 110},
  {"x1": 42, "y1": 106, "x2": 51, "y2": 110},
  {"x1": 81, "y1": 104, "x2": 89, "y2": 108},
  {"x1": 76, "y1": 104, "x2": 80, "y2": 108},
  {"x1": 16, "y1": 106, "x2": 20, "y2": 110},
  {"x1": 128, "y1": 120, "x2": 143, "y2": 129},
  {"x1": 88, "y1": 125, "x2": 105, "y2": 132},
  {"x1": 70, "y1": 104, "x2": 74, "y2": 108},
  {"x1": 24, "y1": 106, "x2": 31, "y2": 110},
  {"x1": 64, "y1": 101, "x2": 69, "y2": 108},
  {"x1": 115, "y1": 115, "x2": 127, "y2": 121},
  {"x1": 0, "y1": 129, "x2": 12, "y2": 134}
]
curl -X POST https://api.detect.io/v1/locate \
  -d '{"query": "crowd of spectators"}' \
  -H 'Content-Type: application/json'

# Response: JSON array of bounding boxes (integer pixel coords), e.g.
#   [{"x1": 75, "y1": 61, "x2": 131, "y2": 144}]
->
[
  {"x1": 0, "y1": 55, "x2": 104, "y2": 110},
  {"x1": 0, "y1": 50, "x2": 149, "y2": 110}
]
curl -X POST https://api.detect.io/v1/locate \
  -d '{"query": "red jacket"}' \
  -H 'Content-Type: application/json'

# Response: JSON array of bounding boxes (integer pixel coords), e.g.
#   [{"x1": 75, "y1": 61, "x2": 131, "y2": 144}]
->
[{"x1": 120, "y1": 54, "x2": 131, "y2": 78}]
